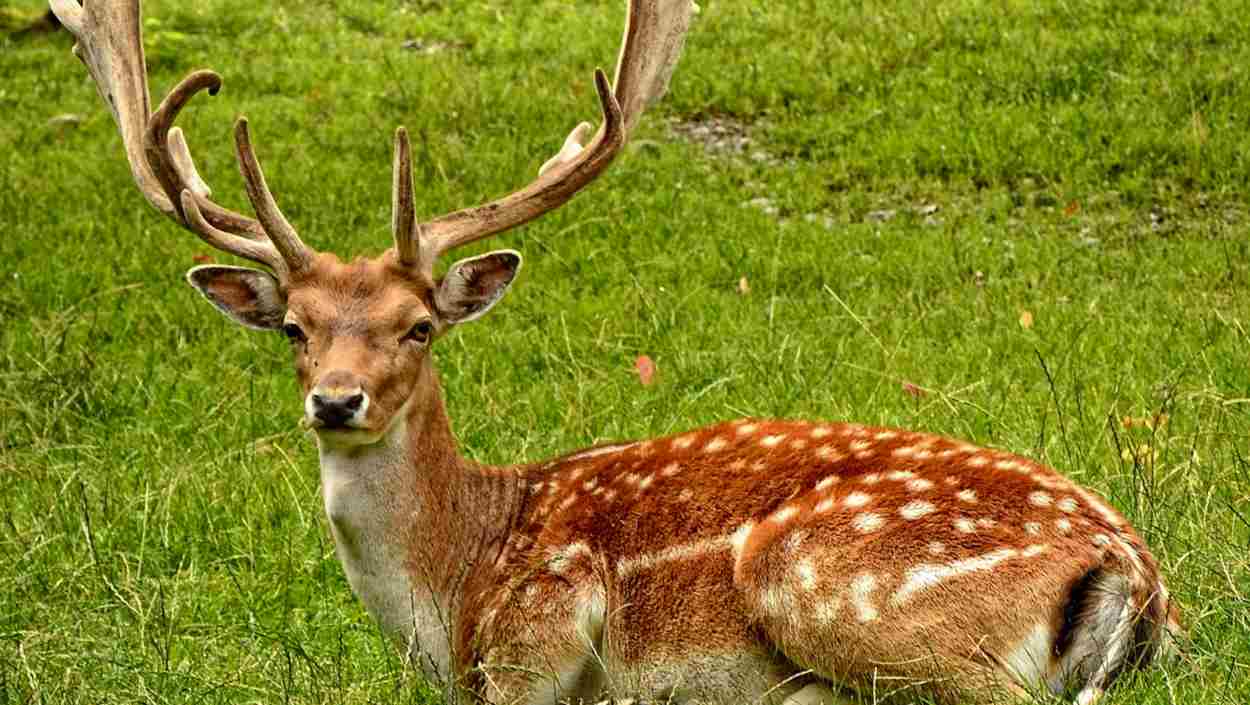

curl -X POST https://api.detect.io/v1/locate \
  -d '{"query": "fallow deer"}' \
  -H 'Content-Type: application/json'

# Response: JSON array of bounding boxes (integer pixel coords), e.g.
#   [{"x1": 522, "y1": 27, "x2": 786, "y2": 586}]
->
[{"x1": 52, "y1": 1, "x2": 1181, "y2": 703}]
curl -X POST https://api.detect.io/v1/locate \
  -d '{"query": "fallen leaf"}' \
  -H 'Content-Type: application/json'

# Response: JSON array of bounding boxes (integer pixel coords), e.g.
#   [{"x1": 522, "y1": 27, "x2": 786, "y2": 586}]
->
[
  {"x1": 901, "y1": 381, "x2": 927, "y2": 399},
  {"x1": 737, "y1": 276, "x2": 750, "y2": 296},
  {"x1": 635, "y1": 355, "x2": 656, "y2": 386},
  {"x1": 1019, "y1": 310, "x2": 1034, "y2": 329},
  {"x1": 192, "y1": 254, "x2": 213, "y2": 264},
  {"x1": 1063, "y1": 200, "x2": 1081, "y2": 217}
]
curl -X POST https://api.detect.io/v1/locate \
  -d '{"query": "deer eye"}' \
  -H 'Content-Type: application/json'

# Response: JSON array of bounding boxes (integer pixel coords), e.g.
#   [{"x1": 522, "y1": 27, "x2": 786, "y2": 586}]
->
[
  {"x1": 403, "y1": 320, "x2": 433, "y2": 344},
  {"x1": 282, "y1": 322, "x2": 306, "y2": 343}
]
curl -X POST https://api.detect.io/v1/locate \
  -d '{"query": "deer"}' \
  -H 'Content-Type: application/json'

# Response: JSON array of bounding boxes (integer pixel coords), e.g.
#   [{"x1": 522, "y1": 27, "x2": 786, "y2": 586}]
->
[{"x1": 51, "y1": 1, "x2": 1181, "y2": 703}]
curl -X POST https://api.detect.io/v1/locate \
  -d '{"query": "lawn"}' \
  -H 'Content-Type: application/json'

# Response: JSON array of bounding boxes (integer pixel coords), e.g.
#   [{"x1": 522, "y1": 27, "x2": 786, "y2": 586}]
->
[{"x1": 1, "y1": 0, "x2": 1248, "y2": 703}]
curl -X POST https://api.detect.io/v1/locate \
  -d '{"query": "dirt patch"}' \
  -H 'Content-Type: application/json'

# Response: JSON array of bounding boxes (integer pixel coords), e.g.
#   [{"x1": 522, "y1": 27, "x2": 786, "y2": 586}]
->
[{"x1": 668, "y1": 114, "x2": 776, "y2": 164}]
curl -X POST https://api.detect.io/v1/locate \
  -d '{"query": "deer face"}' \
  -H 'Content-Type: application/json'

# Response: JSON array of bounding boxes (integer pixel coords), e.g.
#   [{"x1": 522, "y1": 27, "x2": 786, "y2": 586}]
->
[{"x1": 187, "y1": 249, "x2": 520, "y2": 447}]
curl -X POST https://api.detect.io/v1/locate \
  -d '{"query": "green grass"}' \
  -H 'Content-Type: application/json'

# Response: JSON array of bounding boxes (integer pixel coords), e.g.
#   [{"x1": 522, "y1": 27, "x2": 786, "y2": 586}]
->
[{"x1": 2, "y1": 0, "x2": 1249, "y2": 702}]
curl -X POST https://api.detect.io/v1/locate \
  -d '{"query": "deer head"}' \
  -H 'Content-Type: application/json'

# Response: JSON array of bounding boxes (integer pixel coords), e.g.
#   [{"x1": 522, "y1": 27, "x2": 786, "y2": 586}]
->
[{"x1": 52, "y1": 0, "x2": 694, "y2": 447}]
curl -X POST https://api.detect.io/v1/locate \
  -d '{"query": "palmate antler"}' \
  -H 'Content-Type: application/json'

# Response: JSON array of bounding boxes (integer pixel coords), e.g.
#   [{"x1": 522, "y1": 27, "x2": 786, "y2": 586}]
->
[
  {"x1": 53, "y1": 0, "x2": 694, "y2": 282},
  {"x1": 50, "y1": 0, "x2": 313, "y2": 282}
]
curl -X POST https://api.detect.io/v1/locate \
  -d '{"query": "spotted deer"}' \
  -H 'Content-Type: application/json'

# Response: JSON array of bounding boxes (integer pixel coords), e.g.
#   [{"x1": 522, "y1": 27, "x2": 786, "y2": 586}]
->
[{"x1": 53, "y1": 0, "x2": 1180, "y2": 703}]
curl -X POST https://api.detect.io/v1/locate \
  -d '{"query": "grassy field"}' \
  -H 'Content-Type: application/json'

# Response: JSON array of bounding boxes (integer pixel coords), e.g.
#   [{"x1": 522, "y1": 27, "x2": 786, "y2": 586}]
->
[{"x1": 2, "y1": 0, "x2": 1249, "y2": 702}]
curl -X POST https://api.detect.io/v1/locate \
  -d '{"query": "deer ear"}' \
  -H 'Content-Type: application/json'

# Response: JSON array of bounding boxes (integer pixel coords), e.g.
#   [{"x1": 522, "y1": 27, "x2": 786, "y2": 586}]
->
[
  {"x1": 434, "y1": 250, "x2": 522, "y2": 325},
  {"x1": 186, "y1": 265, "x2": 286, "y2": 331}
]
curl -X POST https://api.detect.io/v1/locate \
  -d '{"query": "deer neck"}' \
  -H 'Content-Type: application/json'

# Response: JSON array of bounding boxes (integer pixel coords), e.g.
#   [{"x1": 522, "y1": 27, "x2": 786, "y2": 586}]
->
[{"x1": 315, "y1": 355, "x2": 522, "y2": 680}]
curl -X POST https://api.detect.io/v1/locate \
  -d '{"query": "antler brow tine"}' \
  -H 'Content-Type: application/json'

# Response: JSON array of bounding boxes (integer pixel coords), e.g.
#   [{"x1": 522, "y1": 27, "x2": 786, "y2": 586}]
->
[{"x1": 392, "y1": 127, "x2": 421, "y2": 268}]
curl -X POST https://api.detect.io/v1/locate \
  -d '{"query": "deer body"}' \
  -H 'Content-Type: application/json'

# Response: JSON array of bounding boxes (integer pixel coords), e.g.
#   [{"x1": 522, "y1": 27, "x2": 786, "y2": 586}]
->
[
  {"x1": 53, "y1": 1, "x2": 1178, "y2": 703},
  {"x1": 334, "y1": 379, "x2": 1176, "y2": 704}
]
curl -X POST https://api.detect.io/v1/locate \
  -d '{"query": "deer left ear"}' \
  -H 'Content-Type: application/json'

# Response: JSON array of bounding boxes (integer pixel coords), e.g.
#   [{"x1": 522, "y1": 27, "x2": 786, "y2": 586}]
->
[
  {"x1": 434, "y1": 250, "x2": 522, "y2": 325},
  {"x1": 186, "y1": 265, "x2": 287, "y2": 331}
]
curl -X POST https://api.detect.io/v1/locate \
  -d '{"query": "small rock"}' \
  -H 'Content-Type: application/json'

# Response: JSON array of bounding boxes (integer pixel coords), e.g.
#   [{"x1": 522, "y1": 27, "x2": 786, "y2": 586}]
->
[{"x1": 46, "y1": 113, "x2": 84, "y2": 127}]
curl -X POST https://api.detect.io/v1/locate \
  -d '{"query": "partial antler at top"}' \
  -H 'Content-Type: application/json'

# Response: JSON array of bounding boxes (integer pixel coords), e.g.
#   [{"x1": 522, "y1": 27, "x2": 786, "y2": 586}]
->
[
  {"x1": 50, "y1": 0, "x2": 312, "y2": 281},
  {"x1": 395, "y1": 0, "x2": 696, "y2": 278}
]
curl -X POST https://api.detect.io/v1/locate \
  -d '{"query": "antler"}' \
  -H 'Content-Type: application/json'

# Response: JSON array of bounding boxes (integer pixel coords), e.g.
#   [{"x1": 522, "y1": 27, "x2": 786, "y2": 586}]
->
[
  {"x1": 51, "y1": 0, "x2": 312, "y2": 282},
  {"x1": 392, "y1": 0, "x2": 695, "y2": 279}
]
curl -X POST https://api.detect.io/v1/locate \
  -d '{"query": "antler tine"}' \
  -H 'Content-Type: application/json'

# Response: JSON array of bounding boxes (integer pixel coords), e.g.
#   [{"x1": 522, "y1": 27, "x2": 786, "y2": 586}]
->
[
  {"x1": 146, "y1": 70, "x2": 267, "y2": 239},
  {"x1": 411, "y1": 0, "x2": 694, "y2": 276},
  {"x1": 53, "y1": 0, "x2": 307, "y2": 279},
  {"x1": 392, "y1": 127, "x2": 421, "y2": 268},
  {"x1": 233, "y1": 119, "x2": 314, "y2": 275}
]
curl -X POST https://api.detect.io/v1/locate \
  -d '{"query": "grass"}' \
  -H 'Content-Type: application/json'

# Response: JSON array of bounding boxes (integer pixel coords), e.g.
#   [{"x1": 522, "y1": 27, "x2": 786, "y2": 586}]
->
[{"x1": 1, "y1": 0, "x2": 1248, "y2": 702}]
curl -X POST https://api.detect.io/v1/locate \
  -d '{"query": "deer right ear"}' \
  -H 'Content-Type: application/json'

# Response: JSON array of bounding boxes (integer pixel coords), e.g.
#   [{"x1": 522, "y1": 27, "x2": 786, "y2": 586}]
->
[
  {"x1": 186, "y1": 265, "x2": 286, "y2": 331},
  {"x1": 434, "y1": 250, "x2": 522, "y2": 326}
]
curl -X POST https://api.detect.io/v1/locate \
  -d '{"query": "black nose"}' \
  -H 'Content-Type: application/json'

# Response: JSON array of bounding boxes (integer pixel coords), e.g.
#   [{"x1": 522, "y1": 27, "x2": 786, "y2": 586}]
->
[{"x1": 311, "y1": 392, "x2": 364, "y2": 428}]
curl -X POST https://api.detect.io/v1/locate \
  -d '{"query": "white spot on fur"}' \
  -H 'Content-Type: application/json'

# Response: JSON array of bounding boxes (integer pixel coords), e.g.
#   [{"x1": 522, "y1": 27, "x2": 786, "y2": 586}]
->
[
  {"x1": 816, "y1": 475, "x2": 839, "y2": 491},
  {"x1": 1093, "y1": 534, "x2": 1112, "y2": 547},
  {"x1": 1023, "y1": 522, "x2": 1042, "y2": 535},
  {"x1": 850, "y1": 573, "x2": 879, "y2": 622},
  {"x1": 854, "y1": 449, "x2": 876, "y2": 460},
  {"x1": 795, "y1": 560, "x2": 817, "y2": 591},
  {"x1": 810, "y1": 426, "x2": 833, "y2": 439},
  {"x1": 914, "y1": 449, "x2": 934, "y2": 460},
  {"x1": 761, "y1": 434, "x2": 786, "y2": 448},
  {"x1": 900, "y1": 501, "x2": 936, "y2": 520},
  {"x1": 893, "y1": 446, "x2": 916, "y2": 458},
  {"x1": 661, "y1": 462, "x2": 681, "y2": 477},
  {"x1": 737, "y1": 423, "x2": 758, "y2": 436},
  {"x1": 967, "y1": 455, "x2": 990, "y2": 468},
  {"x1": 907, "y1": 478, "x2": 934, "y2": 492},
  {"x1": 582, "y1": 478, "x2": 598, "y2": 491},
  {"x1": 1056, "y1": 518, "x2": 1073, "y2": 534},
  {"x1": 790, "y1": 439, "x2": 808, "y2": 450},
  {"x1": 957, "y1": 489, "x2": 978, "y2": 503},
  {"x1": 1029, "y1": 491, "x2": 1053, "y2": 507},
  {"x1": 886, "y1": 470, "x2": 916, "y2": 481},
  {"x1": 954, "y1": 518, "x2": 976, "y2": 534},
  {"x1": 771, "y1": 505, "x2": 799, "y2": 524},
  {"x1": 928, "y1": 541, "x2": 946, "y2": 555},
  {"x1": 704, "y1": 437, "x2": 728, "y2": 453},
  {"x1": 637, "y1": 474, "x2": 654, "y2": 490},
  {"x1": 673, "y1": 434, "x2": 697, "y2": 450},
  {"x1": 814, "y1": 596, "x2": 842, "y2": 624},
  {"x1": 1022, "y1": 544, "x2": 1050, "y2": 557},
  {"x1": 943, "y1": 476, "x2": 960, "y2": 486},
  {"x1": 849, "y1": 439, "x2": 872, "y2": 452},
  {"x1": 976, "y1": 518, "x2": 997, "y2": 529},
  {"x1": 860, "y1": 473, "x2": 881, "y2": 485},
  {"x1": 558, "y1": 494, "x2": 578, "y2": 512},
  {"x1": 891, "y1": 548, "x2": 1019, "y2": 606},
  {"x1": 844, "y1": 492, "x2": 872, "y2": 508},
  {"x1": 994, "y1": 459, "x2": 1021, "y2": 472},
  {"x1": 814, "y1": 444, "x2": 841, "y2": 461},
  {"x1": 815, "y1": 498, "x2": 835, "y2": 514},
  {"x1": 875, "y1": 430, "x2": 899, "y2": 441},
  {"x1": 853, "y1": 513, "x2": 885, "y2": 533},
  {"x1": 1057, "y1": 497, "x2": 1079, "y2": 513},
  {"x1": 730, "y1": 522, "x2": 754, "y2": 559},
  {"x1": 677, "y1": 488, "x2": 693, "y2": 502},
  {"x1": 616, "y1": 535, "x2": 731, "y2": 577}
]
